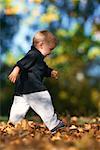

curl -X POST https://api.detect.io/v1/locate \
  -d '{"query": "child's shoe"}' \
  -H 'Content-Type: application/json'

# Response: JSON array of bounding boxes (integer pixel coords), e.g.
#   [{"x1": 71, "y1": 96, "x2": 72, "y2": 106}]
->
[{"x1": 50, "y1": 121, "x2": 65, "y2": 134}]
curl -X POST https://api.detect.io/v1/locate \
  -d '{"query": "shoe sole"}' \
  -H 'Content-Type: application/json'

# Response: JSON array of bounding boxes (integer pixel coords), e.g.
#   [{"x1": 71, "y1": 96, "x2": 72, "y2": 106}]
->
[{"x1": 51, "y1": 125, "x2": 66, "y2": 134}]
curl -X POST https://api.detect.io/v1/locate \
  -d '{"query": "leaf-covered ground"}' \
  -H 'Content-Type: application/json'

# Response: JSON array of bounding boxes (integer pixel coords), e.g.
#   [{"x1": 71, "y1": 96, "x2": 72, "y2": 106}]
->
[{"x1": 0, "y1": 116, "x2": 100, "y2": 150}]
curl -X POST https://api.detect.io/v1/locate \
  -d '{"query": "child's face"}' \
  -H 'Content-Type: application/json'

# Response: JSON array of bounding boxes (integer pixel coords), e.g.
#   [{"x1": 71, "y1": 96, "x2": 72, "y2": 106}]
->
[{"x1": 42, "y1": 41, "x2": 56, "y2": 56}]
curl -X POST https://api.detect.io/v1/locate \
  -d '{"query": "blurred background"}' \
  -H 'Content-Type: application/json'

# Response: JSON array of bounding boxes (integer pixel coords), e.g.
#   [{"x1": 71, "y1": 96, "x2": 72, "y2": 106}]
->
[{"x1": 0, "y1": 0, "x2": 100, "y2": 120}]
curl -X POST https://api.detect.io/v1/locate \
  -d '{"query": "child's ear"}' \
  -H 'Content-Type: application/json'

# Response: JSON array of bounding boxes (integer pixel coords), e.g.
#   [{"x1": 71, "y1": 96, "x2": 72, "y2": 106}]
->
[{"x1": 39, "y1": 41, "x2": 43, "y2": 48}]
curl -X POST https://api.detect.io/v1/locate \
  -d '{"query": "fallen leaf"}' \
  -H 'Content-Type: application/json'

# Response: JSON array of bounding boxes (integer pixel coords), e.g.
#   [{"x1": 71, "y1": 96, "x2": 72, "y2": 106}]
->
[{"x1": 69, "y1": 125, "x2": 77, "y2": 130}]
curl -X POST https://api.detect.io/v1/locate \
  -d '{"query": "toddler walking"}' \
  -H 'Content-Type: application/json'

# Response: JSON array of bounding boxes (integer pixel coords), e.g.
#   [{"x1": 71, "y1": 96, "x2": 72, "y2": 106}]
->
[{"x1": 8, "y1": 30, "x2": 65, "y2": 134}]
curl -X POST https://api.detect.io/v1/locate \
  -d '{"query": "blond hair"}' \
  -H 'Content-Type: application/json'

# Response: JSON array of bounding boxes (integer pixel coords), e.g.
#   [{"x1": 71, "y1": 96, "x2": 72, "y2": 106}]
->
[{"x1": 32, "y1": 30, "x2": 58, "y2": 46}]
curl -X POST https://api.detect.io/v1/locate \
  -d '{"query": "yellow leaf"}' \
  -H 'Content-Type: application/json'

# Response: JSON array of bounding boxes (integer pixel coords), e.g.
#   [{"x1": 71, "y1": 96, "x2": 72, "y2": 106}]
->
[
  {"x1": 51, "y1": 132, "x2": 61, "y2": 141},
  {"x1": 33, "y1": 0, "x2": 43, "y2": 4},
  {"x1": 69, "y1": 125, "x2": 77, "y2": 130}
]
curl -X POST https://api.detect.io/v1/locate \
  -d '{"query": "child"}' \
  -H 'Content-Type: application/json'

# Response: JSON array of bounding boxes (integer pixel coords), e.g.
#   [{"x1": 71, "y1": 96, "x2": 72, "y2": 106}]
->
[{"x1": 8, "y1": 30, "x2": 65, "y2": 134}]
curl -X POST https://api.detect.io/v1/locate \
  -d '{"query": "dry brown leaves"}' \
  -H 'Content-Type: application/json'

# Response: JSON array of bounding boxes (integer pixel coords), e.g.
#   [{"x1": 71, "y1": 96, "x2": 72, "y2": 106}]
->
[{"x1": 0, "y1": 116, "x2": 100, "y2": 150}]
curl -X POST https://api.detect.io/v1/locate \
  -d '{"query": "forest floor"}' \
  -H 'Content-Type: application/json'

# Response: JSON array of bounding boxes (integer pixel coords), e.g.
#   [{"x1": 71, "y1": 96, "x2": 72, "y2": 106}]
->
[{"x1": 0, "y1": 116, "x2": 100, "y2": 150}]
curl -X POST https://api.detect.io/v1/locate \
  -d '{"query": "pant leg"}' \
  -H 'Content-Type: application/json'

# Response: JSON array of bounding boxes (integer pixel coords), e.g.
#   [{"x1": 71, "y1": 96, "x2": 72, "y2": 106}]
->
[
  {"x1": 9, "y1": 95, "x2": 30, "y2": 124},
  {"x1": 23, "y1": 91, "x2": 60, "y2": 130}
]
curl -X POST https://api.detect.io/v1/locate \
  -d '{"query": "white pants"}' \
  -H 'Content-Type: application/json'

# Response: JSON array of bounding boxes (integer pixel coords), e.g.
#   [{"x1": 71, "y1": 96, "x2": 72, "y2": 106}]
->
[{"x1": 9, "y1": 90, "x2": 60, "y2": 130}]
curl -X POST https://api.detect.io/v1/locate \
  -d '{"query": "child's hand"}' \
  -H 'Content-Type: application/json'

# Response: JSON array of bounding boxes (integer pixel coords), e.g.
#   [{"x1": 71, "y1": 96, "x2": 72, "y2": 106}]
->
[
  {"x1": 51, "y1": 70, "x2": 59, "y2": 79},
  {"x1": 8, "y1": 66, "x2": 20, "y2": 83}
]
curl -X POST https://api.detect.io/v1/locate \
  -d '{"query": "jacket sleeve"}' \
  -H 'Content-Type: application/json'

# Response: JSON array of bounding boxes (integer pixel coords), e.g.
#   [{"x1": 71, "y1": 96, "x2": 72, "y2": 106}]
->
[
  {"x1": 44, "y1": 63, "x2": 53, "y2": 77},
  {"x1": 16, "y1": 51, "x2": 37, "y2": 71}
]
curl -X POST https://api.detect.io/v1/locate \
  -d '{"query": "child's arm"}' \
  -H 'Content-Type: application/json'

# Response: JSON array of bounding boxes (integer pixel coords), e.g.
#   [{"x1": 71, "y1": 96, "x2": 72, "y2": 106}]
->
[
  {"x1": 16, "y1": 51, "x2": 37, "y2": 71},
  {"x1": 8, "y1": 66, "x2": 20, "y2": 83},
  {"x1": 44, "y1": 63, "x2": 59, "y2": 79},
  {"x1": 8, "y1": 51, "x2": 37, "y2": 83}
]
